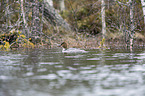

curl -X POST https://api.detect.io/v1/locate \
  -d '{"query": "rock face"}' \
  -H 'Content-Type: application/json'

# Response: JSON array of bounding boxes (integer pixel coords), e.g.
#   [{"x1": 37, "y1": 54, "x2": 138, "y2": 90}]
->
[{"x1": 40, "y1": 0, "x2": 71, "y2": 31}]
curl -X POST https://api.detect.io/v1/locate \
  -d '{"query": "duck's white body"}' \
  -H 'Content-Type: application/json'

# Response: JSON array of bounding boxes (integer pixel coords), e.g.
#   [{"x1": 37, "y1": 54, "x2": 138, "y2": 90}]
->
[
  {"x1": 58, "y1": 42, "x2": 87, "y2": 53},
  {"x1": 62, "y1": 48, "x2": 87, "y2": 53}
]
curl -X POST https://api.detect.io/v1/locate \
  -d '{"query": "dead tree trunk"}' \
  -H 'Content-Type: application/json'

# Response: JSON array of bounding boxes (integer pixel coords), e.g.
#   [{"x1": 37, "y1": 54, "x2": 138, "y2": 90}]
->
[
  {"x1": 20, "y1": 0, "x2": 30, "y2": 36},
  {"x1": 31, "y1": 0, "x2": 40, "y2": 37}
]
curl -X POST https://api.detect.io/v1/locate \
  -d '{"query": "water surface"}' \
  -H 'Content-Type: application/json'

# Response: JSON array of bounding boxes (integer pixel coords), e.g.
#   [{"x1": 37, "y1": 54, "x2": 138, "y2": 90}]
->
[{"x1": 1, "y1": 48, "x2": 145, "y2": 96}]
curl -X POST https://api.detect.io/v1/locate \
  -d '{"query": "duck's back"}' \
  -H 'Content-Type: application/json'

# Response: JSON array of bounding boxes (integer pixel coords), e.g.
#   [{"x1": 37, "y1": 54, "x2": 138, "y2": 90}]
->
[{"x1": 62, "y1": 48, "x2": 87, "y2": 53}]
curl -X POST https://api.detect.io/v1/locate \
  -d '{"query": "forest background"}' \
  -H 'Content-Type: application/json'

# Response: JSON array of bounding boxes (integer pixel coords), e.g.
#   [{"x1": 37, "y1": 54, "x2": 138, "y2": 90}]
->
[{"x1": 0, "y1": 0, "x2": 145, "y2": 50}]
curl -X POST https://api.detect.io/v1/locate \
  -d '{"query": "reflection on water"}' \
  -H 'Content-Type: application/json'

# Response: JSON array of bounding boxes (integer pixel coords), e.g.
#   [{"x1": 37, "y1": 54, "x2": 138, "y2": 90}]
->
[{"x1": 1, "y1": 49, "x2": 145, "y2": 96}]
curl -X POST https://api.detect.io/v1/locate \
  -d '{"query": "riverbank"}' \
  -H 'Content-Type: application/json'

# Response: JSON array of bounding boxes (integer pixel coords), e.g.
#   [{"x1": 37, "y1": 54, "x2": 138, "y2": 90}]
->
[
  {"x1": 50, "y1": 31, "x2": 145, "y2": 50},
  {"x1": 0, "y1": 29, "x2": 145, "y2": 51}
]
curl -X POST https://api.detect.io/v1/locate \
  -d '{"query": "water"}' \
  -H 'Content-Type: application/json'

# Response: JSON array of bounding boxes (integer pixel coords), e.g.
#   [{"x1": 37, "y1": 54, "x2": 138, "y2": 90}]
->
[{"x1": 0, "y1": 48, "x2": 145, "y2": 96}]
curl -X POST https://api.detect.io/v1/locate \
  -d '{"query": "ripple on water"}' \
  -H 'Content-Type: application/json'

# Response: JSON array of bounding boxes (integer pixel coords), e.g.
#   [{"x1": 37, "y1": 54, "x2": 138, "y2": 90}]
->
[
  {"x1": 37, "y1": 68, "x2": 47, "y2": 72},
  {"x1": 80, "y1": 70, "x2": 97, "y2": 74},
  {"x1": 0, "y1": 75, "x2": 17, "y2": 80},
  {"x1": 65, "y1": 55, "x2": 85, "y2": 58},
  {"x1": 39, "y1": 62, "x2": 60, "y2": 65},
  {"x1": 87, "y1": 57, "x2": 100, "y2": 60},
  {"x1": 112, "y1": 53, "x2": 131, "y2": 58},
  {"x1": 67, "y1": 66, "x2": 77, "y2": 70},
  {"x1": 131, "y1": 65, "x2": 145, "y2": 72},
  {"x1": 57, "y1": 70, "x2": 73, "y2": 79},
  {"x1": 24, "y1": 72, "x2": 34, "y2": 76},
  {"x1": 134, "y1": 53, "x2": 145, "y2": 59},
  {"x1": 32, "y1": 74, "x2": 57, "y2": 80}
]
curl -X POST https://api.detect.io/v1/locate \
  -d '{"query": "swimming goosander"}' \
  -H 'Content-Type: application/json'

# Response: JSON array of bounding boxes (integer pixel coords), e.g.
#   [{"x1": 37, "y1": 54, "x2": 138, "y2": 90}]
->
[{"x1": 58, "y1": 42, "x2": 87, "y2": 53}]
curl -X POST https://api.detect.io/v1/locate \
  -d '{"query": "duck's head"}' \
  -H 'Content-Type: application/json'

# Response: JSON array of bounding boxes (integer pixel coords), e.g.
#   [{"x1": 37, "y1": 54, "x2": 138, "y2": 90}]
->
[{"x1": 58, "y1": 42, "x2": 67, "y2": 50}]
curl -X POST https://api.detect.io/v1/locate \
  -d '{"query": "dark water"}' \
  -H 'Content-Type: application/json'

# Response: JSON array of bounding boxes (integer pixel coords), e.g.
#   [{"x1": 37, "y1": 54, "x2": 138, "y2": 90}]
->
[{"x1": 0, "y1": 48, "x2": 145, "y2": 96}]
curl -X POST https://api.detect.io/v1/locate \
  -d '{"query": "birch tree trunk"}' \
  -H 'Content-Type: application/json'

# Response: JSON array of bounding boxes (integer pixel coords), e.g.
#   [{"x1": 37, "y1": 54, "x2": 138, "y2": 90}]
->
[
  {"x1": 141, "y1": 0, "x2": 145, "y2": 33},
  {"x1": 129, "y1": 0, "x2": 135, "y2": 49},
  {"x1": 101, "y1": 0, "x2": 106, "y2": 39},
  {"x1": 59, "y1": 0, "x2": 65, "y2": 11},
  {"x1": 6, "y1": 0, "x2": 10, "y2": 30},
  {"x1": 141, "y1": 0, "x2": 145, "y2": 24}
]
